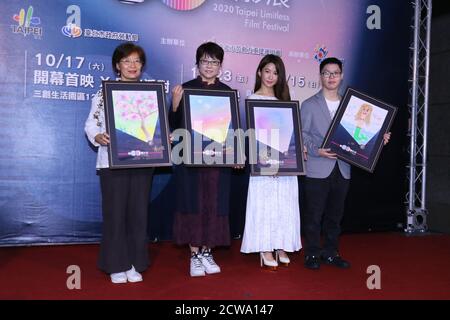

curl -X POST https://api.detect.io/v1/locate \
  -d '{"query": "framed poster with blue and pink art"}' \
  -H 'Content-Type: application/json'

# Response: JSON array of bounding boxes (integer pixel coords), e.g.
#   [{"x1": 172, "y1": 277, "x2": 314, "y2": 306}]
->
[
  {"x1": 102, "y1": 81, "x2": 171, "y2": 168},
  {"x1": 182, "y1": 88, "x2": 244, "y2": 167},
  {"x1": 246, "y1": 100, "x2": 305, "y2": 176},
  {"x1": 321, "y1": 88, "x2": 397, "y2": 173}
]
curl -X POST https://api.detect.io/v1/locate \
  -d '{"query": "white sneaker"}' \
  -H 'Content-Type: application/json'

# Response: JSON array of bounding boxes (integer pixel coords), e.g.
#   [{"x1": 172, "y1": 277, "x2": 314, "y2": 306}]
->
[
  {"x1": 110, "y1": 272, "x2": 127, "y2": 284},
  {"x1": 190, "y1": 252, "x2": 206, "y2": 277},
  {"x1": 126, "y1": 265, "x2": 143, "y2": 282},
  {"x1": 199, "y1": 249, "x2": 221, "y2": 274}
]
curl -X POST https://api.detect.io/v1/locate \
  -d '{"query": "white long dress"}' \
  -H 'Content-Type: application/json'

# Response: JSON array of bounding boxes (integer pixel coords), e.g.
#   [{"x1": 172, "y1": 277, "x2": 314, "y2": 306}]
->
[{"x1": 240, "y1": 94, "x2": 302, "y2": 253}]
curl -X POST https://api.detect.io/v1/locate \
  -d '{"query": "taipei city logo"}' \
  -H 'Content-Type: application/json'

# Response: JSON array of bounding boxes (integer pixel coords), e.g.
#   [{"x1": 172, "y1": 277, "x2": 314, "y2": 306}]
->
[
  {"x1": 61, "y1": 5, "x2": 137, "y2": 41},
  {"x1": 61, "y1": 23, "x2": 82, "y2": 38},
  {"x1": 11, "y1": 6, "x2": 43, "y2": 38}
]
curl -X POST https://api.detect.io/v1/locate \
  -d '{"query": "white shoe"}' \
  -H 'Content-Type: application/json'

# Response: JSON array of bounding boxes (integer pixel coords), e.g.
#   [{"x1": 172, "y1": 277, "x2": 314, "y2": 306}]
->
[
  {"x1": 110, "y1": 272, "x2": 127, "y2": 284},
  {"x1": 276, "y1": 250, "x2": 290, "y2": 266},
  {"x1": 199, "y1": 249, "x2": 221, "y2": 274},
  {"x1": 126, "y1": 265, "x2": 143, "y2": 282},
  {"x1": 190, "y1": 252, "x2": 206, "y2": 277},
  {"x1": 260, "y1": 252, "x2": 278, "y2": 270}
]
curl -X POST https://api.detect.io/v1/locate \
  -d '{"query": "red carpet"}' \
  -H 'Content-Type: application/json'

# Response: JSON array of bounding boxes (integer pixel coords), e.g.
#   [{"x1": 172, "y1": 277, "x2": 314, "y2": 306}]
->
[{"x1": 0, "y1": 232, "x2": 449, "y2": 300}]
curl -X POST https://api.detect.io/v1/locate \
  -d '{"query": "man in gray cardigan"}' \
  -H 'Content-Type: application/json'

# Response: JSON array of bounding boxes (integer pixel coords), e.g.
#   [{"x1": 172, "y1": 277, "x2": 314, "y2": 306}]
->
[
  {"x1": 301, "y1": 57, "x2": 390, "y2": 270},
  {"x1": 300, "y1": 57, "x2": 351, "y2": 270}
]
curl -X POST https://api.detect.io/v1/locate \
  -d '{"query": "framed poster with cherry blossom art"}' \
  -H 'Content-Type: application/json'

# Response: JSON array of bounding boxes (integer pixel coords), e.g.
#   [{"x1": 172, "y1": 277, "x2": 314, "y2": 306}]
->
[
  {"x1": 321, "y1": 87, "x2": 397, "y2": 173},
  {"x1": 182, "y1": 88, "x2": 244, "y2": 166},
  {"x1": 102, "y1": 81, "x2": 171, "y2": 168}
]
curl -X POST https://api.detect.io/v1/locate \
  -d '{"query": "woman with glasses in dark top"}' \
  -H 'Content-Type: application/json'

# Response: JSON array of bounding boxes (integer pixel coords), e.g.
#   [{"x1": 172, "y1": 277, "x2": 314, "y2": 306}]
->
[
  {"x1": 169, "y1": 42, "x2": 233, "y2": 277},
  {"x1": 85, "y1": 42, "x2": 154, "y2": 284}
]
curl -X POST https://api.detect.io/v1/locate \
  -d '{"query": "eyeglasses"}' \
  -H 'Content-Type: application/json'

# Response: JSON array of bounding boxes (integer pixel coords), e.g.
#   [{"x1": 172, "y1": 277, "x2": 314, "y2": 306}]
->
[
  {"x1": 321, "y1": 71, "x2": 342, "y2": 78},
  {"x1": 120, "y1": 59, "x2": 142, "y2": 66},
  {"x1": 199, "y1": 59, "x2": 221, "y2": 67}
]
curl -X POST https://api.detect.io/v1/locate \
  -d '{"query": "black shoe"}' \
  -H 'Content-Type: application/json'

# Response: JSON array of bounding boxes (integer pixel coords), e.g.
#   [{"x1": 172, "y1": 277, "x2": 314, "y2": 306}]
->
[
  {"x1": 321, "y1": 255, "x2": 350, "y2": 268},
  {"x1": 304, "y1": 255, "x2": 320, "y2": 270}
]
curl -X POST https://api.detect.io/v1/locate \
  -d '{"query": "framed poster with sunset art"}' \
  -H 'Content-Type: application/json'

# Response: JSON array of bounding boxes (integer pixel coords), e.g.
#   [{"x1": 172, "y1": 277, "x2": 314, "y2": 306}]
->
[
  {"x1": 182, "y1": 88, "x2": 243, "y2": 166},
  {"x1": 246, "y1": 99, "x2": 305, "y2": 176}
]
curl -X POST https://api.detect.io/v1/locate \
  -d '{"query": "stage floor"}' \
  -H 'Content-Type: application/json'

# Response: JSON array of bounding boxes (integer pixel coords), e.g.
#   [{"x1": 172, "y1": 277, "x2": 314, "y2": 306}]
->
[{"x1": 1, "y1": 232, "x2": 449, "y2": 300}]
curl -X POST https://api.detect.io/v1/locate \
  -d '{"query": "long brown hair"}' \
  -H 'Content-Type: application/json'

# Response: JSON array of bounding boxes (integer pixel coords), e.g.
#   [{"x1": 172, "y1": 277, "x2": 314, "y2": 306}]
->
[{"x1": 254, "y1": 54, "x2": 290, "y2": 101}]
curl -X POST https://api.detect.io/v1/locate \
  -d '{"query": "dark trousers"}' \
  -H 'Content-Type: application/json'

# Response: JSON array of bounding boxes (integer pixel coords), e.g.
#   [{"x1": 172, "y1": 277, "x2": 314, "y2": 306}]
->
[
  {"x1": 303, "y1": 164, "x2": 350, "y2": 258},
  {"x1": 98, "y1": 167, "x2": 154, "y2": 274}
]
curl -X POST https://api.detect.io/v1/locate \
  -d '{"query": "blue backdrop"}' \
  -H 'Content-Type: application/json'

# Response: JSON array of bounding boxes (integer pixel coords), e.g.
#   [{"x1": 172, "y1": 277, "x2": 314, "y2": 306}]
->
[{"x1": 0, "y1": 0, "x2": 411, "y2": 245}]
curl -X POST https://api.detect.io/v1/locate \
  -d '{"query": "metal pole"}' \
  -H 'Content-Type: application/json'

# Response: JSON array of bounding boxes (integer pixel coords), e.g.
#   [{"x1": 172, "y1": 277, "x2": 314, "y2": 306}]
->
[
  {"x1": 406, "y1": 0, "x2": 431, "y2": 232},
  {"x1": 409, "y1": 0, "x2": 420, "y2": 212},
  {"x1": 421, "y1": 0, "x2": 432, "y2": 209}
]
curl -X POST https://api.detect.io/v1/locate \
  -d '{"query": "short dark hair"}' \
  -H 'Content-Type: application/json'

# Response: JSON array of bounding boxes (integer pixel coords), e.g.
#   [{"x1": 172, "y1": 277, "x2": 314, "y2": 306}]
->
[
  {"x1": 254, "y1": 54, "x2": 290, "y2": 101},
  {"x1": 319, "y1": 57, "x2": 343, "y2": 73},
  {"x1": 195, "y1": 42, "x2": 224, "y2": 66},
  {"x1": 112, "y1": 42, "x2": 146, "y2": 74}
]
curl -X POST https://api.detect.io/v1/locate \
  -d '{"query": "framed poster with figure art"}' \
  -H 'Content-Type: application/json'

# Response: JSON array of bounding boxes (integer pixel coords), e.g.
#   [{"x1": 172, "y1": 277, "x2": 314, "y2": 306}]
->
[
  {"x1": 321, "y1": 87, "x2": 397, "y2": 172},
  {"x1": 102, "y1": 80, "x2": 172, "y2": 168},
  {"x1": 246, "y1": 99, "x2": 305, "y2": 176}
]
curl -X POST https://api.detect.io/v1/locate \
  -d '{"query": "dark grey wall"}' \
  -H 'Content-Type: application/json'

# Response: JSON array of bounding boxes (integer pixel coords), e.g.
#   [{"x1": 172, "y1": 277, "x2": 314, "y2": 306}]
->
[{"x1": 428, "y1": 12, "x2": 450, "y2": 233}]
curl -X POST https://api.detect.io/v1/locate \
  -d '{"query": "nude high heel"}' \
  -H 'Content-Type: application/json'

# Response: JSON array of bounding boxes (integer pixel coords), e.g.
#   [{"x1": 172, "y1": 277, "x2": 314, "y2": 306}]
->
[
  {"x1": 260, "y1": 252, "x2": 278, "y2": 271},
  {"x1": 276, "y1": 250, "x2": 290, "y2": 267}
]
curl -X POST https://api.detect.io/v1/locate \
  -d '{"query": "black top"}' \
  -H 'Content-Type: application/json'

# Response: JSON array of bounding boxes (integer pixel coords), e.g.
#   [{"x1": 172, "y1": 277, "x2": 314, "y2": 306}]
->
[
  {"x1": 169, "y1": 76, "x2": 232, "y2": 130},
  {"x1": 168, "y1": 77, "x2": 232, "y2": 217}
]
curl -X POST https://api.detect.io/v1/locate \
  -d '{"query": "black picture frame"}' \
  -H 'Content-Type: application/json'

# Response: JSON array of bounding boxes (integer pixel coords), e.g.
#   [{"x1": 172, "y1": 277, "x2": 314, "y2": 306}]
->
[
  {"x1": 321, "y1": 87, "x2": 397, "y2": 173},
  {"x1": 102, "y1": 80, "x2": 172, "y2": 168},
  {"x1": 182, "y1": 88, "x2": 244, "y2": 166},
  {"x1": 246, "y1": 99, "x2": 305, "y2": 176}
]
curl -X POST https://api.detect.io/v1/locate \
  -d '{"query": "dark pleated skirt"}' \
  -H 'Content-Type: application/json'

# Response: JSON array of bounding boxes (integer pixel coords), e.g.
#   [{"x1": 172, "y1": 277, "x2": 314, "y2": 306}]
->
[{"x1": 172, "y1": 166, "x2": 231, "y2": 248}]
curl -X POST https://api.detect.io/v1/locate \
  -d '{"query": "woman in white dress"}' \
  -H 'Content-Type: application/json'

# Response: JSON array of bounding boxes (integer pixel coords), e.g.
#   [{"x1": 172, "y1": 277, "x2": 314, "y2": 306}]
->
[{"x1": 240, "y1": 54, "x2": 302, "y2": 270}]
